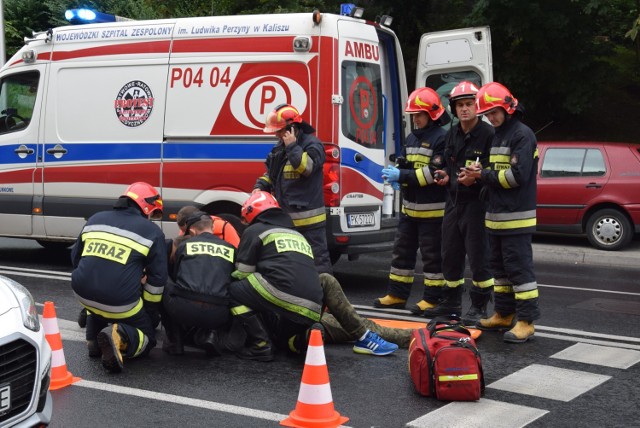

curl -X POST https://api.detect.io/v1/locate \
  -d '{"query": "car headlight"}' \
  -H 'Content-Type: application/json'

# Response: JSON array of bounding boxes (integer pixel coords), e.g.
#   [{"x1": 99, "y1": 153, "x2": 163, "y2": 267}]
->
[{"x1": 5, "y1": 276, "x2": 40, "y2": 332}]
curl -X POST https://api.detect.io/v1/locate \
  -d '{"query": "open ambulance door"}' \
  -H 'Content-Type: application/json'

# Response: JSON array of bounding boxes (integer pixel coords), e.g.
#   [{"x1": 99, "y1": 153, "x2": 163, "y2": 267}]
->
[{"x1": 415, "y1": 26, "x2": 492, "y2": 123}]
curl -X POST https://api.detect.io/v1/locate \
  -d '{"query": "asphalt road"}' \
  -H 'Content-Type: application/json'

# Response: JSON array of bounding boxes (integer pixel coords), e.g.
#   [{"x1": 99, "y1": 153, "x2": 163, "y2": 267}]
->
[{"x1": 1, "y1": 234, "x2": 639, "y2": 427}]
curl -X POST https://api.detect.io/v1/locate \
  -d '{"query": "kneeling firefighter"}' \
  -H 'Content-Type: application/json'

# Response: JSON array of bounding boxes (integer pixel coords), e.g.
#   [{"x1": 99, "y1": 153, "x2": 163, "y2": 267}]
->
[
  {"x1": 71, "y1": 182, "x2": 167, "y2": 373},
  {"x1": 161, "y1": 211, "x2": 239, "y2": 356},
  {"x1": 229, "y1": 191, "x2": 324, "y2": 361}
]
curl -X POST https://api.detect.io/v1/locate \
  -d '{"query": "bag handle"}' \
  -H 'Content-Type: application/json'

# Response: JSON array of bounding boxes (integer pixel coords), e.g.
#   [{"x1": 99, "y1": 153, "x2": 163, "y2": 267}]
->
[{"x1": 427, "y1": 316, "x2": 471, "y2": 337}]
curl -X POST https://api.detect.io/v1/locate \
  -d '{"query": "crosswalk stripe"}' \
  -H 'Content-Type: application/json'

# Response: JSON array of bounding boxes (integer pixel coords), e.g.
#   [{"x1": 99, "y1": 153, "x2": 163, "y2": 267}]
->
[
  {"x1": 487, "y1": 364, "x2": 611, "y2": 402},
  {"x1": 406, "y1": 398, "x2": 548, "y2": 428},
  {"x1": 550, "y1": 343, "x2": 640, "y2": 369}
]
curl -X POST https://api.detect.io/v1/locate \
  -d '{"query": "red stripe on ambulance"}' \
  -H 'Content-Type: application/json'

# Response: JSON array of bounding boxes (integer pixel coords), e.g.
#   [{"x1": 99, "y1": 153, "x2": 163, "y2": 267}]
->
[{"x1": 341, "y1": 167, "x2": 383, "y2": 199}]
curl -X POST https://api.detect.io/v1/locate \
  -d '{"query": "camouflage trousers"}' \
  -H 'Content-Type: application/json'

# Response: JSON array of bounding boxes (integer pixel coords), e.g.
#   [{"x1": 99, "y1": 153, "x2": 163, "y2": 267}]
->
[{"x1": 319, "y1": 273, "x2": 413, "y2": 348}]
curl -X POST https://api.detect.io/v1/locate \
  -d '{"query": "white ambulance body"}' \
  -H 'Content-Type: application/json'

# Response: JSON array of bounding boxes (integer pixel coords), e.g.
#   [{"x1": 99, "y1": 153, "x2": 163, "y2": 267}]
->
[{"x1": 0, "y1": 10, "x2": 490, "y2": 261}]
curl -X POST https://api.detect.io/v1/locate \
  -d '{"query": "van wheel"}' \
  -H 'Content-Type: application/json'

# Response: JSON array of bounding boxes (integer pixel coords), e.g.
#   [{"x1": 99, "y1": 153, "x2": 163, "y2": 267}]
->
[
  {"x1": 585, "y1": 208, "x2": 633, "y2": 251},
  {"x1": 37, "y1": 240, "x2": 72, "y2": 251}
]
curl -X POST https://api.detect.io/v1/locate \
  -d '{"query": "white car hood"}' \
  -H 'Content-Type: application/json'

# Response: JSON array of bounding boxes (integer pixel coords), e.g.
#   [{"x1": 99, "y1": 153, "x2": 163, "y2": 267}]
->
[{"x1": 0, "y1": 282, "x2": 18, "y2": 315}]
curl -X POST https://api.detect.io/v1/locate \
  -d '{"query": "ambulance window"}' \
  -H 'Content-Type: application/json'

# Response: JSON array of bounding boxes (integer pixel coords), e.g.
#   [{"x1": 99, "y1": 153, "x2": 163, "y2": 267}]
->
[
  {"x1": 0, "y1": 71, "x2": 39, "y2": 134},
  {"x1": 424, "y1": 72, "x2": 482, "y2": 130},
  {"x1": 341, "y1": 61, "x2": 383, "y2": 149}
]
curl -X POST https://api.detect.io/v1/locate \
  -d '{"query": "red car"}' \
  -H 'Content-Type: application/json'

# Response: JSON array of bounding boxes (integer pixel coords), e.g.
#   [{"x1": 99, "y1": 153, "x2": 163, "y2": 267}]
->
[{"x1": 536, "y1": 141, "x2": 640, "y2": 250}]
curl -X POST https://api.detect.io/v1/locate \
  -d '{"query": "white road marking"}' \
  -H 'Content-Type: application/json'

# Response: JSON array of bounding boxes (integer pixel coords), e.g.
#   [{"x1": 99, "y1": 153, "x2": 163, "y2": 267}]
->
[
  {"x1": 406, "y1": 398, "x2": 548, "y2": 428},
  {"x1": 75, "y1": 379, "x2": 288, "y2": 422},
  {"x1": 487, "y1": 364, "x2": 611, "y2": 402},
  {"x1": 550, "y1": 343, "x2": 640, "y2": 369}
]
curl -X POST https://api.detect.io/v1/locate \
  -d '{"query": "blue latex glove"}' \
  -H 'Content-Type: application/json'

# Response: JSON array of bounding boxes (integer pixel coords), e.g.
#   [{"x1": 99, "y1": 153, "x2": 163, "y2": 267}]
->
[
  {"x1": 391, "y1": 181, "x2": 401, "y2": 191},
  {"x1": 382, "y1": 165, "x2": 400, "y2": 182}
]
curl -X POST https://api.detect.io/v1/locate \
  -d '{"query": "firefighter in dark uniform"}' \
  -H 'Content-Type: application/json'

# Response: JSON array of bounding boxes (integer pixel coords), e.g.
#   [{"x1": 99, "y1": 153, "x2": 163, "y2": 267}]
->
[
  {"x1": 161, "y1": 212, "x2": 237, "y2": 356},
  {"x1": 466, "y1": 82, "x2": 540, "y2": 343},
  {"x1": 425, "y1": 81, "x2": 495, "y2": 323},
  {"x1": 71, "y1": 182, "x2": 167, "y2": 373},
  {"x1": 229, "y1": 191, "x2": 324, "y2": 361},
  {"x1": 254, "y1": 104, "x2": 332, "y2": 274},
  {"x1": 374, "y1": 87, "x2": 448, "y2": 314}
]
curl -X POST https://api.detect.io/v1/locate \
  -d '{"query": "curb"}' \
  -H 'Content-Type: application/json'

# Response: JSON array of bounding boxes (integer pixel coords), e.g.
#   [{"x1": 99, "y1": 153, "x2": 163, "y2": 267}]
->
[{"x1": 532, "y1": 243, "x2": 639, "y2": 268}]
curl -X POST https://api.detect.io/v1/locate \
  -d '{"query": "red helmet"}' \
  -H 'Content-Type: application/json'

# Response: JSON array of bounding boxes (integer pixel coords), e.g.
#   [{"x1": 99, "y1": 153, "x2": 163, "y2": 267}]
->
[
  {"x1": 241, "y1": 191, "x2": 280, "y2": 224},
  {"x1": 123, "y1": 182, "x2": 163, "y2": 220},
  {"x1": 475, "y1": 82, "x2": 518, "y2": 115},
  {"x1": 405, "y1": 87, "x2": 445, "y2": 121},
  {"x1": 263, "y1": 104, "x2": 303, "y2": 133},
  {"x1": 448, "y1": 81, "x2": 480, "y2": 117}
]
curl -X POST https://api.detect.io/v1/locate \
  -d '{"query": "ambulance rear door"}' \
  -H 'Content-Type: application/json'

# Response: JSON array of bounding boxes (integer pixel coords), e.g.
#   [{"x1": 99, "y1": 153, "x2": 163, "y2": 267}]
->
[
  {"x1": 336, "y1": 19, "x2": 390, "y2": 233},
  {"x1": 416, "y1": 26, "x2": 492, "y2": 114}
]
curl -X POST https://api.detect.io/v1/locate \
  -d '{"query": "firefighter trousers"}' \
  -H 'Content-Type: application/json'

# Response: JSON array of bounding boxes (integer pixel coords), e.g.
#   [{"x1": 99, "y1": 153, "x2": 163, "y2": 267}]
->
[
  {"x1": 386, "y1": 216, "x2": 444, "y2": 303},
  {"x1": 228, "y1": 277, "x2": 318, "y2": 349},
  {"x1": 441, "y1": 199, "x2": 494, "y2": 305},
  {"x1": 162, "y1": 280, "x2": 230, "y2": 330},
  {"x1": 488, "y1": 233, "x2": 541, "y2": 321},
  {"x1": 85, "y1": 306, "x2": 156, "y2": 359}
]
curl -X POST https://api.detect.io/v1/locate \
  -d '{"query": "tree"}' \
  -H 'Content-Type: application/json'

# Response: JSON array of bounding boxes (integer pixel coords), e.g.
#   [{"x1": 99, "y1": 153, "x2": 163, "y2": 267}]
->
[
  {"x1": 468, "y1": 0, "x2": 639, "y2": 141},
  {"x1": 3, "y1": 0, "x2": 638, "y2": 141}
]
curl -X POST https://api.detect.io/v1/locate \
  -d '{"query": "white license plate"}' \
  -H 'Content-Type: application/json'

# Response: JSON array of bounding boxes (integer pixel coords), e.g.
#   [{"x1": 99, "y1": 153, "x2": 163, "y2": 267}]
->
[
  {"x1": 347, "y1": 212, "x2": 375, "y2": 228},
  {"x1": 0, "y1": 383, "x2": 10, "y2": 414}
]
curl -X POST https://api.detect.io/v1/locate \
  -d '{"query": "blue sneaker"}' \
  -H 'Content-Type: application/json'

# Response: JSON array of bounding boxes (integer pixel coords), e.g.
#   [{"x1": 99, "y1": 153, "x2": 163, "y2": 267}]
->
[{"x1": 353, "y1": 330, "x2": 398, "y2": 356}]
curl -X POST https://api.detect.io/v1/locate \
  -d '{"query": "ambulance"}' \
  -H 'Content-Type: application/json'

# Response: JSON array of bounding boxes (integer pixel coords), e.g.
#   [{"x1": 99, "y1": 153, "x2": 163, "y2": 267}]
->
[{"x1": 0, "y1": 6, "x2": 491, "y2": 263}]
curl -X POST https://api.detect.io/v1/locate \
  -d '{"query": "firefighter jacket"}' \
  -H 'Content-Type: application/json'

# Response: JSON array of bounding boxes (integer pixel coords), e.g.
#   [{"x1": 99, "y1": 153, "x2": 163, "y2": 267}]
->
[
  {"x1": 443, "y1": 119, "x2": 494, "y2": 204},
  {"x1": 397, "y1": 124, "x2": 447, "y2": 221},
  {"x1": 71, "y1": 206, "x2": 167, "y2": 318},
  {"x1": 171, "y1": 232, "x2": 235, "y2": 305},
  {"x1": 254, "y1": 129, "x2": 326, "y2": 230},
  {"x1": 231, "y1": 209, "x2": 324, "y2": 322},
  {"x1": 480, "y1": 115, "x2": 538, "y2": 235}
]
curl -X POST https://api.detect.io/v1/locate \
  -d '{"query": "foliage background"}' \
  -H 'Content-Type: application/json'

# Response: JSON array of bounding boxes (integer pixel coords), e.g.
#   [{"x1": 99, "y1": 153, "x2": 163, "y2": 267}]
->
[{"x1": 4, "y1": 0, "x2": 640, "y2": 142}]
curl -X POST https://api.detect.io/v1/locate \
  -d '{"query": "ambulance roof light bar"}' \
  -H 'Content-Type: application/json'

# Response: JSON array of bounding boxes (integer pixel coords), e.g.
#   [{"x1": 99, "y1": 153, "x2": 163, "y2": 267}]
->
[
  {"x1": 378, "y1": 15, "x2": 394, "y2": 27},
  {"x1": 64, "y1": 8, "x2": 134, "y2": 25},
  {"x1": 340, "y1": 4, "x2": 364, "y2": 19}
]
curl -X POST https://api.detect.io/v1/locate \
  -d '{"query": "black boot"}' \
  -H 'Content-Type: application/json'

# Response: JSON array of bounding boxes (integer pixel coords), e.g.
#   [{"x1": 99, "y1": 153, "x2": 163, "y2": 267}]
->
[
  {"x1": 162, "y1": 319, "x2": 184, "y2": 356},
  {"x1": 237, "y1": 313, "x2": 274, "y2": 362},
  {"x1": 193, "y1": 328, "x2": 223, "y2": 357},
  {"x1": 96, "y1": 324, "x2": 128, "y2": 373},
  {"x1": 78, "y1": 308, "x2": 88, "y2": 328},
  {"x1": 288, "y1": 323, "x2": 325, "y2": 355},
  {"x1": 462, "y1": 287, "x2": 492, "y2": 326},
  {"x1": 218, "y1": 317, "x2": 247, "y2": 353},
  {"x1": 423, "y1": 286, "x2": 463, "y2": 319}
]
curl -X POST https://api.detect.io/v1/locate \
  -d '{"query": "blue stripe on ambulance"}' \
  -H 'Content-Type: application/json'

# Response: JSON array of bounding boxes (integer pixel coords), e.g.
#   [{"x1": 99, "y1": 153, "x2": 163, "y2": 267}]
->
[
  {"x1": 40, "y1": 142, "x2": 274, "y2": 163},
  {"x1": 340, "y1": 147, "x2": 384, "y2": 184}
]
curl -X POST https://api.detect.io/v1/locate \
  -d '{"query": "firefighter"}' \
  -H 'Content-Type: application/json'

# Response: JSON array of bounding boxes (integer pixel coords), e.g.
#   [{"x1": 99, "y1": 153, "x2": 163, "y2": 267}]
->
[
  {"x1": 71, "y1": 182, "x2": 167, "y2": 373},
  {"x1": 374, "y1": 87, "x2": 448, "y2": 314},
  {"x1": 254, "y1": 104, "x2": 332, "y2": 274},
  {"x1": 465, "y1": 82, "x2": 540, "y2": 343},
  {"x1": 161, "y1": 212, "x2": 238, "y2": 356},
  {"x1": 175, "y1": 205, "x2": 241, "y2": 248},
  {"x1": 229, "y1": 191, "x2": 324, "y2": 361},
  {"x1": 425, "y1": 81, "x2": 495, "y2": 323}
]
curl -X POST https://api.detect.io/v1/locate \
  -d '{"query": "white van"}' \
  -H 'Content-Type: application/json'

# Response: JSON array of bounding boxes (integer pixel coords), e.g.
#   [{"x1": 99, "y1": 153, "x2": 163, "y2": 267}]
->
[{"x1": 0, "y1": 8, "x2": 490, "y2": 262}]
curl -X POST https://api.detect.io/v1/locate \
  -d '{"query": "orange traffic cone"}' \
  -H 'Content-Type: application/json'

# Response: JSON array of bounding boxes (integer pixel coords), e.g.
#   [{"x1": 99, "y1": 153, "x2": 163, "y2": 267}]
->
[
  {"x1": 281, "y1": 329, "x2": 348, "y2": 428},
  {"x1": 42, "y1": 301, "x2": 81, "y2": 390}
]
